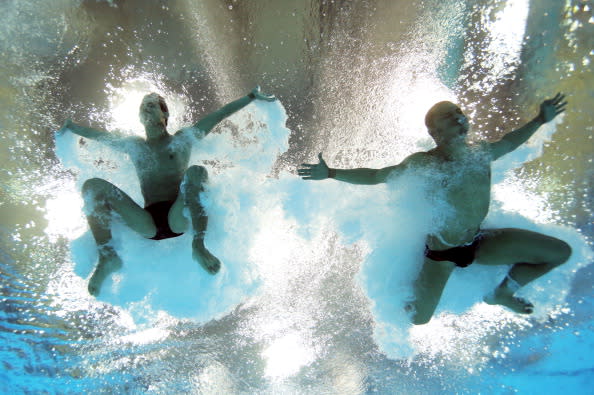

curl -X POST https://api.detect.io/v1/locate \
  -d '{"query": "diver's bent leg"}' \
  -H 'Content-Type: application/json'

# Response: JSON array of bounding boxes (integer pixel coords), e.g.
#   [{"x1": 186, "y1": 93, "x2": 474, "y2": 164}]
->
[
  {"x1": 477, "y1": 228, "x2": 572, "y2": 313},
  {"x1": 82, "y1": 178, "x2": 157, "y2": 239},
  {"x1": 169, "y1": 166, "x2": 220, "y2": 274},
  {"x1": 408, "y1": 257, "x2": 456, "y2": 325},
  {"x1": 168, "y1": 166, "x2": 207, "y2": 234},
  {"x1": 82, "y1": 178, "x2": 113, "y2": 246},
  {"x1": 82, "y1": 178, "x2": 156, "y2": 295}
]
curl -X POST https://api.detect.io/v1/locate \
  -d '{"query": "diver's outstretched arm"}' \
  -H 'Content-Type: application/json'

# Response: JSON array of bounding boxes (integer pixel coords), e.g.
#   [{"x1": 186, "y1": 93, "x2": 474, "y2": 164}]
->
[
  {"x1": 193, "y1": 86, "x2": 276, "y2": 136},
  {"x1": 58, "y1": 119, "x2": 130, "y2": 151},
  {"x1": 298, "y1": 153, "x2": 404, "y2": 185},
  {"x1": 489, "y1": 93, "x2": 567, "y2": 160}
]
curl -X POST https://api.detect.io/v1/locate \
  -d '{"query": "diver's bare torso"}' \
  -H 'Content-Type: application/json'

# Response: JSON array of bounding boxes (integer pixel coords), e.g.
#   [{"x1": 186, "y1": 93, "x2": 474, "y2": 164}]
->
[
  {"x1": 126, "y1": 130, "x2": 195, "y2": 205},
  {"x1": 419, "y1": 144, "x2": 492, "y2": 250}
]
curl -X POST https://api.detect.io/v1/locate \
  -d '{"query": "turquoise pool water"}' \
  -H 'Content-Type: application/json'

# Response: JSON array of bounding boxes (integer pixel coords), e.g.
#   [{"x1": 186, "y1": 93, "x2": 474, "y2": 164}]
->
[{"x1": 1, "y1": 0, "x2": 593, "y2": 393}]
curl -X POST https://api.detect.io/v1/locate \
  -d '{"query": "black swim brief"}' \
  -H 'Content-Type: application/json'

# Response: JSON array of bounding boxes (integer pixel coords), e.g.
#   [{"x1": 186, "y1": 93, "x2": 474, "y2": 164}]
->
[
  {"x1": 145, "y1": 201, "x2": 184, "y2": 240},
  {"x1": 424, "y1": 234, "x2": 483, "y2": 268}
]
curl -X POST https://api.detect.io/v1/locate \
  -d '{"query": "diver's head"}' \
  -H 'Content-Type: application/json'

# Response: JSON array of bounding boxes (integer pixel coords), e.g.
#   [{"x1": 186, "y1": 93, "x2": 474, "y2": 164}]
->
[
  {"x1": 425, "y1": 101, "x2": 469, "y2": 145},
  {"x1": 139, "y1": 93, "x2": 169, "y2": 128}
]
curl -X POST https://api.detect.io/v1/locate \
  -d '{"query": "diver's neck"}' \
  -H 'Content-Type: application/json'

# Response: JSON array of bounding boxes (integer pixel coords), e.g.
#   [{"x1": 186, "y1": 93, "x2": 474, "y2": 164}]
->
[
  {"x1": 144, "y1": 123, "x2": 169, "y2": 141},
  {"x1": 434, "y1": 140, "x2": 468, "y2": 161}
]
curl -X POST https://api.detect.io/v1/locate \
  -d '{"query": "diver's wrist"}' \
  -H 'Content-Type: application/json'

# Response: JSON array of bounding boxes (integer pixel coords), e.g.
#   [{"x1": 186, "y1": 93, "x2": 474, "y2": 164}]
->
[
  {"x1": 328, "y1": 168, "x2": 336, "y2": 179},
  {"x1": 248, "y1": 92, "x2": 256, "y2": 99},
  {"x1": 534, "y1": 113, "x2": 546, "y2": 125}
]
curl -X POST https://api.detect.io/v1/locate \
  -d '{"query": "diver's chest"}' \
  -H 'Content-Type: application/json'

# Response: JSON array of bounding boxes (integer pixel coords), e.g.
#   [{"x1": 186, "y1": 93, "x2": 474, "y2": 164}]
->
[
  {"x1": 439, "y1": 160, "x2": 491, "y2": 191},
  {"x1": 137, "y1": 142, "x2": 190, "y2": 169}
]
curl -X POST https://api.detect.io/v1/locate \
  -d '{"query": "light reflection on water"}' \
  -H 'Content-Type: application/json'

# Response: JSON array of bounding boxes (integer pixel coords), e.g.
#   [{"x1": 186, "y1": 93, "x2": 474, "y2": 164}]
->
[{"x1": 1, "y1": 0, "x2": 593, "y2": 393}]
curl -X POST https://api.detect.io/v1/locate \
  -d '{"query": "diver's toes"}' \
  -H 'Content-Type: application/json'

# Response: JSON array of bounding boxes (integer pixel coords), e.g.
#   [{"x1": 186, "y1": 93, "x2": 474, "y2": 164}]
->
[
  {"x1": 209, "y1": 261, "x2": 221, "y2": 274},
  {"x1": 199, "y1": 256, "x2": 220, "y2": 275},
  {"x1": 516, "y1": 298, "x2": 534, "y2": 314}
]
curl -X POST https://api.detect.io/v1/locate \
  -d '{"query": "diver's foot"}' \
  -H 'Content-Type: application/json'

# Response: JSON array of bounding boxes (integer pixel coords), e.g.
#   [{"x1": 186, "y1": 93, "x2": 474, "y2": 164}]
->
[
  {"x1": 88, "y1": 246, "x2": 123, "y2": 296},
  {"x1": 192, "y1": 237, "x2": 221, "y2": 275},
  {"x1": 484, "y1": 288, "x2": 534, "y2": 314}
]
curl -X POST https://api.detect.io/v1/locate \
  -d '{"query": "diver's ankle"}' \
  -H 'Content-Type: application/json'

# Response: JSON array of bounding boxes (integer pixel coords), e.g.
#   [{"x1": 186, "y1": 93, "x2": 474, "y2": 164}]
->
[
  {"x1": 193, "y1": 231, "x2": 207, "y2": 242},
  {"x1": 496, "y1": 274, "x2": 521, "y2": 295}
]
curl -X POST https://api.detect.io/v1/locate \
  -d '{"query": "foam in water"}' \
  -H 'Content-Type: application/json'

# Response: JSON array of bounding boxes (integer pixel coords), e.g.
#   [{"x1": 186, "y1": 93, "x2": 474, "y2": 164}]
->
[{"x1": 53, "y1": 97, "x2": 591, "y2": 359}]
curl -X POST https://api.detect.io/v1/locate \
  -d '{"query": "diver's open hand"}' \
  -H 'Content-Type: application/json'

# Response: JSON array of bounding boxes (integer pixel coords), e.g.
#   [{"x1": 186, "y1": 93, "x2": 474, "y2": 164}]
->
[
  {"x1": 251, "y1": 86, "x2": 276, "y2": 102},
  {"x1": 298, "y1": 153, "x2": 330, "y2": 180},
  {"x1": 538, "y1": 93, "x2": 567, "y2": 123}
]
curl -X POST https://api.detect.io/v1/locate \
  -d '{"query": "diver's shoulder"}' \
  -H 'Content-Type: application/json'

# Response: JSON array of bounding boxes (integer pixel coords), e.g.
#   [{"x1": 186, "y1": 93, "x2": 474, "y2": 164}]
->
[
  {"x1": 173, "y1": 127, "x2": 204, "y2": 141},
  {"x1": 127, "y1": 135, "x2": 145, "y2": 142},
  {"x1": 405, "y1": 150, "x2": 435, "y2": 165},
  {"x1": 122, "y1": 135, "x2": 146, "y2": 148}
]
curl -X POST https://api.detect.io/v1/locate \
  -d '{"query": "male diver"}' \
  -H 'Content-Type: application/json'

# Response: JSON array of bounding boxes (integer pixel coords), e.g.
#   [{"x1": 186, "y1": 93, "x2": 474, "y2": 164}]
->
[
  {"x1": 59, "y1": 87, "x2": 275, "y2": 295},
  {"x1": 298, "y1": 93, "x2": 571, "y2": 324}
]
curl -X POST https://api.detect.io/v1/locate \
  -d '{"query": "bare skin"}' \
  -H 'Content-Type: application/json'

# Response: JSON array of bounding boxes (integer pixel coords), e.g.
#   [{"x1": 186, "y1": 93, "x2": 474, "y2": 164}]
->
[
  {"x1": 59, "y1": 87, "x2": 276, "y2": 296},
  {"x1": 298, "y1": 93, "x2": 571, "y2": 324}
]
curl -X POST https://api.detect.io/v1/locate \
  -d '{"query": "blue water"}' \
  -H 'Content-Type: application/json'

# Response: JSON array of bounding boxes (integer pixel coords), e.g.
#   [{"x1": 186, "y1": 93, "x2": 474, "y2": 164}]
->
[{"x1": 1, "y1": 0, "x2": 593, "y2": 393}]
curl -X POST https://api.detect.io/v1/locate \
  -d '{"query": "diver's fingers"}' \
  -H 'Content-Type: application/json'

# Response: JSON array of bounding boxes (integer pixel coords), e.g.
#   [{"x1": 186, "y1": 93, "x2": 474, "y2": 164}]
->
[
  {"x1": 317, "y1": 152, "x2": 326, "y2": 164},
  {"x1": 299, "y1": 163, "x2": 316, "y2": 168},
  {"x1": 553, "y1": 92, "x2": 565, "y2": 105},
  {"x1": 556, "y1": 100, "x2": 568, "y2": 109}
]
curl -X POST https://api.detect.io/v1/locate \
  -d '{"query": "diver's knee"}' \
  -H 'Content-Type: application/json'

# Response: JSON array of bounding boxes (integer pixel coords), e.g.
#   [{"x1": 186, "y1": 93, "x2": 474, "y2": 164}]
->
[
  {"x1": 554, "y1": 239, "x2": 572, "y2": 265},
  {"x1": 411, "y1": 313, "x2": 431, "y2": 326},
  {"x1": 82, "y1": 177, "x2": 104, "y2": 191},
  {"x1": 406, "y1": 302, "x2": 432, "y2": 325},
  {"x1": 82, "y1": 178, "x2": 109, "y2": 199},
  {"x1": 185, "y1": 165, "x2": 208, "y2": 183}
]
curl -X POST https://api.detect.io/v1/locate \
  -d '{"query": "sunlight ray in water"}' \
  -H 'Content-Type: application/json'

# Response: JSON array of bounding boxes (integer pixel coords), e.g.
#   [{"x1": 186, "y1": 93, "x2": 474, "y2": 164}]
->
[
  {"x1": 387, "y1": 72, "x2": 455, "y2": 140},
  {"x1": 44, "y1": 184, "x2": 86, "y2": 241},
  {"x1": 249, "y1": 208, "x2": 303, "y2": 282},
  {"x1": 484, "y1": 0, "x2": 530, "y2": 78},
  {"x1": 105, "y1": 73, "x2": 189, "y2": 134},
  {"x1": 464, "y1": 0, "x2": 530, "y2": 90},
  {"x1": 263, "y1": 332, "x2": 316, "y2": 378}
]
